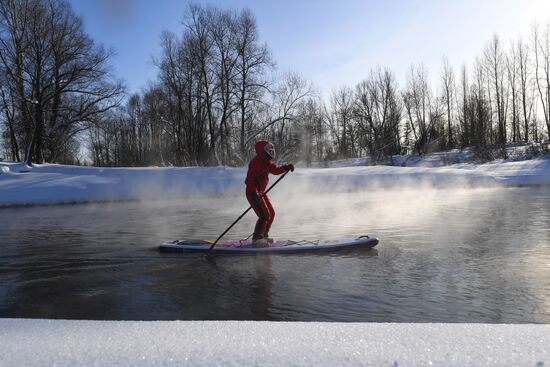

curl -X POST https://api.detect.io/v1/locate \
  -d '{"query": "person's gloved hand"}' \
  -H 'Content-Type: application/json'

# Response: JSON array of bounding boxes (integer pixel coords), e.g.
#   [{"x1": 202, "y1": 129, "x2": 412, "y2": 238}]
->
[{"x1": 284, "y1": 164, "x2": 295, "y2": 172}]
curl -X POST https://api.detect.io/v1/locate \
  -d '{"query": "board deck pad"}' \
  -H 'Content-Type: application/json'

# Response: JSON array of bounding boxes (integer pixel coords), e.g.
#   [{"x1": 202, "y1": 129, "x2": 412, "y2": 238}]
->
[{"x1": 159, "y1": 236, "x2": 378, "y2": 254}]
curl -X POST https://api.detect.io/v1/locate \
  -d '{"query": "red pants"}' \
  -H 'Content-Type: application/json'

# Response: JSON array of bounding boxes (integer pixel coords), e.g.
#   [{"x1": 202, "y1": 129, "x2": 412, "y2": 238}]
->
[{"x1": 246, "y1": 189, "x2": 275, "y2": 239}]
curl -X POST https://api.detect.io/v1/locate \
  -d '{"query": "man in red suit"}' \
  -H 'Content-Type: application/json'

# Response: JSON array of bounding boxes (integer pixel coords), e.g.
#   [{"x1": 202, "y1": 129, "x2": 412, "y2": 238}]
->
[{"x1": 245, "y1": 141, "x2": 294, "y2": 247}]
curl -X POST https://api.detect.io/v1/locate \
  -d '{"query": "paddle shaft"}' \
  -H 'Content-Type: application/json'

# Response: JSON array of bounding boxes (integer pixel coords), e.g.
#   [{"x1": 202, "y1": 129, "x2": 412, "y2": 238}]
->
[{"x1": 207, "y1": 170, "x2": 290, "y2": 254}]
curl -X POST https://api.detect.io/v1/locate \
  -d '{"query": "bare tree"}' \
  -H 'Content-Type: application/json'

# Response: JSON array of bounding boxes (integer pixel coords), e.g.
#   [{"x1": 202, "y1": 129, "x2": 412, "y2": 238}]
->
[
  {"x1": 508, "y1": 42, "x2": 520, "y2": 143},
  {"x1": 484, "y1": 35, "x2": 508, "y2": 146},
  {"x1": 354, "y1": 67, "x2": 402, "y2": 162},
  {"x1": 299, "y1": 98, "x2": 326, "y2": 166},
  {"x1": 457, "y1": 65, "x2": 471, "y2": 147},
  {"x1": 0, "y1": 0, "x2": 34, "y2": 163},
  {"x1": 234, "y1": 8, "x2": 273, "y2": 162},
  {"x1": 245, "y1": 72, "x2": 314, "y2": 157},
  {"x1": 328, "y1": 86, "x2": 354, "y2": 158},
  {"x1": 0, "y1": 0, "x2": 124, "y2": 165},
  {"x1": 533, "y1": 22, "x2": 550, "y2": 139},
  {"x1": 156, "y1": 4, "x2": 274, "y2": 166},
  {"x1": 471, "y1": 58, "x2": 492, "y2": 151},
  {"x1": 441, "y1": 57, "x2": 456, "y2": 148},
  {"x1": 403, "y1": 64, "x2": 444, "y2": 154},
  {"x1": 141, "y1": 85, "x2": 169, "y2": 166},
  {"x1": 0, "y1": 82, "x2": 19, "y2": 161},
  {"x1": 210, "y1": 8, "x2": 239, "y2": 165},
  {"x1": 515, "y1": 38, "x2": 535, "y2": 143},
  {"x1": 157, "y1": 29, "x2": 209, "y2": 166}
]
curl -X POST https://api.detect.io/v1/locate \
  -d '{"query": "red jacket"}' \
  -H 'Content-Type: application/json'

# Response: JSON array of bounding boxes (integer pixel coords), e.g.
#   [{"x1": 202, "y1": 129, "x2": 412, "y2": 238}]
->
[{"x1": 245, "y1": 141, "x2": 286, "y2": 193}]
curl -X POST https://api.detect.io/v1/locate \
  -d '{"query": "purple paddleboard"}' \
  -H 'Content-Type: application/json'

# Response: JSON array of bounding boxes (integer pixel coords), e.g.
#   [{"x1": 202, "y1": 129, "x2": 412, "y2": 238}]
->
[{"x1": 159, "y1": 236, "x2": 378, "y2": 254}]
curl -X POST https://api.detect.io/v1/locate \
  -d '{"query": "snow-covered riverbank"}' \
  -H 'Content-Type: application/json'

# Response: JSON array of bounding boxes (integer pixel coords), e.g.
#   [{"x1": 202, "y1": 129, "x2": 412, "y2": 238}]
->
[
  {"x1": 1, "y1": 319, "x2": 548, "y2": 366},
  {"x1": 1, "y1": 158, "x2": 550, "y2": 207}
]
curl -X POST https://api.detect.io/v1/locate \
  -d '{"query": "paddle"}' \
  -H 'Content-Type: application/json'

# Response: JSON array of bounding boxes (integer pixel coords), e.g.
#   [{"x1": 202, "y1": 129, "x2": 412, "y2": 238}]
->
[{"x1": 206, "y1": 170, "x2": 291, "y2": 256}]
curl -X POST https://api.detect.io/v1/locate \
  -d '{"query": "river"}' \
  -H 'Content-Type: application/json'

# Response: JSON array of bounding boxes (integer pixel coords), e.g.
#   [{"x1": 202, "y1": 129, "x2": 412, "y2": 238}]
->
[{"x1": 1, "y1": 186, "x2": 549, "y2": 322}]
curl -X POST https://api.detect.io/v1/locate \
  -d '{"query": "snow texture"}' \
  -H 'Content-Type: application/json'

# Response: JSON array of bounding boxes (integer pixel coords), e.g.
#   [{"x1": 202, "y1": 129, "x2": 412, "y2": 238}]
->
[
  {"x1": 0, "y1": 319, "x2": 548, "y2": 366},
  {"x1": 1, "y1": 158, "x2": 550, "y2": 207}
]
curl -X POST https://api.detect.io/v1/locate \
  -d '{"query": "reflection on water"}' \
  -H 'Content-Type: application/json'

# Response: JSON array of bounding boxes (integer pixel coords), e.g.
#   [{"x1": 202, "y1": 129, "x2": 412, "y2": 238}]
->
[{"x1": 0, "y1": 186, "x2": 549, "y2": 322}]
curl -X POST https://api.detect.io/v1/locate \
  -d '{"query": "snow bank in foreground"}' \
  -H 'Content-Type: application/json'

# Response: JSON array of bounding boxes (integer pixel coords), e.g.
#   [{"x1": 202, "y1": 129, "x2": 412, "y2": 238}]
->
[
  {"x1": 1, "y1": 158, "x2": 550, "y2": 207},
  {"x1": 0, "y1": 319, "x2": 548, "y2": 366}
]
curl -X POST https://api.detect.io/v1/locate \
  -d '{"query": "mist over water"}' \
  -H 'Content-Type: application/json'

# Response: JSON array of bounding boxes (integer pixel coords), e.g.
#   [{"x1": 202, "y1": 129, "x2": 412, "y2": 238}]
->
[{"x1": 0, "y1": 186, "x2": 549, "y2": 322}]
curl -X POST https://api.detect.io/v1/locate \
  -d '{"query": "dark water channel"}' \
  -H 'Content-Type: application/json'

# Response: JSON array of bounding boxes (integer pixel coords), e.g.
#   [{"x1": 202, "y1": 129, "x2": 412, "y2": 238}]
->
[{"x1": 1, "y1": 187, "x2": 549, "y2": 322}]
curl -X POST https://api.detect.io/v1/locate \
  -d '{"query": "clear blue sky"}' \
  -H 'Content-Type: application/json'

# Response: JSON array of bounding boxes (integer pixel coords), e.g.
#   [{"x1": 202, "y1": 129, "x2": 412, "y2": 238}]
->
[{"x1": 69, "y1": 0, "x2": 549, "y2": 99}]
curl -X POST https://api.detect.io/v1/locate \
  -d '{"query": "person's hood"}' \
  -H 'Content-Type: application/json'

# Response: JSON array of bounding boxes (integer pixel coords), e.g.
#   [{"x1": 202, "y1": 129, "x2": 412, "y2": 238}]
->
[{"x1": 254, "y1": 140, "x2": 270, "y2": 156}]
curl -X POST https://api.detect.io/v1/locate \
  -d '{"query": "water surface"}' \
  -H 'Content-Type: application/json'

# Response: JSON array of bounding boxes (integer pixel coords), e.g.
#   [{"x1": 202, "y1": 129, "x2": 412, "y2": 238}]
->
[{"x1": 1, "y1": 187, "x2": 549, "y2": 322}]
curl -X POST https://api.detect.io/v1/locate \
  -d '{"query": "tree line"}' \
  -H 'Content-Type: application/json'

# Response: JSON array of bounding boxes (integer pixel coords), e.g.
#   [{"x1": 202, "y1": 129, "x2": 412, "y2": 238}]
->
[
  {"x1": 86, "y1": 4, "x2": 314, "y2": 167},
  {"x1": 1, "y1": 1, "x2": 550, "y2": 167}
]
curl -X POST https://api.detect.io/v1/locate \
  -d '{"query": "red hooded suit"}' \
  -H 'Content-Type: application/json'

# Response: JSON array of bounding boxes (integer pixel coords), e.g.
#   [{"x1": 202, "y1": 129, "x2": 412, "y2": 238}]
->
[{"x1": 245, "y1": 141, "x2": 287, "y2": 239}]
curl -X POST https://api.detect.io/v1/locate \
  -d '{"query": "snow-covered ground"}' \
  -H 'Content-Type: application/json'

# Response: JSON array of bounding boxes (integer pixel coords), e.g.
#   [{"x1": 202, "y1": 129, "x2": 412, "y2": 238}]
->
[
  {"x1": 1, "y1": 157, "x2": 550, "y2": 207},
  {"x1": 1, "y1": 319, "x2": 548, "y2": 366}
]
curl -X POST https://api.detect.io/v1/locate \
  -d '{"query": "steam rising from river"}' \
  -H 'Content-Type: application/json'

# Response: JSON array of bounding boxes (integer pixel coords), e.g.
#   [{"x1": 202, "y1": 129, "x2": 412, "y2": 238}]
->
[
  {"x1": 27, "y1": 163, "x2": 518, "y2": 245},
  {"x1": 127, "y1": 173, "x2": 504, "y2": 244}
]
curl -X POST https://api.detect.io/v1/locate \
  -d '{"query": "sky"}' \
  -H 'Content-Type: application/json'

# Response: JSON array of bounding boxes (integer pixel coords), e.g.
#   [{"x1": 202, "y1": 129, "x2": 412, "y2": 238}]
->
[{"x1": 69, "y1": 0, "x2": 550, "y2": 100}]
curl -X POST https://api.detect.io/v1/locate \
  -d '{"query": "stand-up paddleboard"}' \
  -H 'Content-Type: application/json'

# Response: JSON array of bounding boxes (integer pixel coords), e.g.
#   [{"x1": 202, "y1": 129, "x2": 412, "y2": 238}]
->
[{"x1": 159, "y1": 235, "x2": 378, "y2": 254}]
